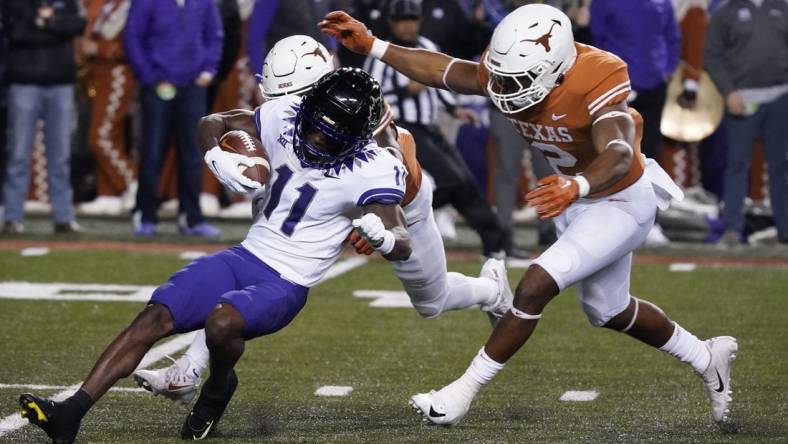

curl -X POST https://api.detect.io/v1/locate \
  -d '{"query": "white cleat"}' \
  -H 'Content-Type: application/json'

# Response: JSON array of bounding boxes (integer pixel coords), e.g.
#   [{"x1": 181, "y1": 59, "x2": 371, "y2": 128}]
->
[
  {"x1": 479, "y1": 258, "x2": 514, "y2": 325},
  {"x1": 133, "y1": 357, "x2": 202, "y2": 405},
  {"x1": 700, "y1": 336, "x2": 738, "y2": 423},
  {"x1": 409, "y1": 382, "x2": 474, "y2": 426}
]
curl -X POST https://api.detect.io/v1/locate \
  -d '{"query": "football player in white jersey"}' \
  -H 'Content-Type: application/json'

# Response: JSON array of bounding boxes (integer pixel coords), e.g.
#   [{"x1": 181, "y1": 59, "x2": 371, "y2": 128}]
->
[
  {"x1": 133, "y1": 34, "x2": 513, "y2": 407},
  {"x1": 19, "y1": 67, "x2": 413, "y2": 443}
]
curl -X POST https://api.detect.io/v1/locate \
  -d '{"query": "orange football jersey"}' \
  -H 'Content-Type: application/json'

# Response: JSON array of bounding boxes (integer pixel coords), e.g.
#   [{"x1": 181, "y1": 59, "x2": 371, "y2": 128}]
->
[
  {"x1": 396, "y1": 127, "x2": 422, "y2": 206},
  {"x1": 478, "y1": 43, "x2": 645, "y2": 197},
  {"x1": 374, "y1": 102, "x2": 422, "y2": 206}
]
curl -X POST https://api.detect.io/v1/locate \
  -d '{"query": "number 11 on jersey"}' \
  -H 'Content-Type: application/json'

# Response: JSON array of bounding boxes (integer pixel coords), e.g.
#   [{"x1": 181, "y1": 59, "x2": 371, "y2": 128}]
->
[{"x1": 263, "y1": 165, "x2": 318, "y2": 236}]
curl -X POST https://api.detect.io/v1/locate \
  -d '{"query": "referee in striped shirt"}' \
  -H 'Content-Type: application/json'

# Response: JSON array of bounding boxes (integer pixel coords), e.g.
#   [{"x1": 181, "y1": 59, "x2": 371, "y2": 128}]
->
[{"x1": 365, "y1": 0, "x2": 520, "y2": 258}]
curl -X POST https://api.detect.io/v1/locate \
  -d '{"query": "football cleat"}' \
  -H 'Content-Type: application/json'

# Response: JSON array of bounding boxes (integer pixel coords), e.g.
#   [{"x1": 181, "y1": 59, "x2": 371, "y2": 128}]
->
[
  {"x1": 133, "y1": 356, "x2": 202, "y2": 405},
  {"x1": 478, "y1": 258, "x2": 514, "y2": 325},
  {"x1": 19, "y1": 393, "x2": 80, "y2": 444},
  {"x1": 409, "y1": 380, "x2": 475, "y2": 426},
  {"x1": 700, "y1": 336, "x2": 738, "y2": 423},
  {"x1": 181, "y1": 370, "x2": 238, "y2": 440}
]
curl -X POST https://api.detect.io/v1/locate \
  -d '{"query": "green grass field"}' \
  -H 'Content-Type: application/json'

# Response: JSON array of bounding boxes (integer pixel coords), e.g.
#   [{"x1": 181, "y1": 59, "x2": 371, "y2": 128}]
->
[{"x1": 1, "y1": 249, "x2": 787, "y2": 443}]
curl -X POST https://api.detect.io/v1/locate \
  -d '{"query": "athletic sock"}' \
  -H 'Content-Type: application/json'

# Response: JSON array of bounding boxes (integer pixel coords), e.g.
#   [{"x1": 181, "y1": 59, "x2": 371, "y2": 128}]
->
[
  {"x1": 453, "y1": 347, "x2": 505, "y2": 397},
  {"x1": 442, "y1": 272, "x2": 499, "y2": 312},
  {"x1": 64, "y1": 389, "x2": 94, "y2": 421},
  {"x1": 659, "y1": 322, "x2": 711, "y2": 373},
  {"x1": 182, "y1": 329, "x2": 209, "y2": 377}
]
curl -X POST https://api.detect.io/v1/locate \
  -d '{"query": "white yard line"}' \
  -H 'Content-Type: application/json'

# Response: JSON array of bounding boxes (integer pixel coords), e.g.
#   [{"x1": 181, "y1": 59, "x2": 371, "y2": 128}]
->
[
  {"x1": 319, "y1": 257, "x2": 368, "y2": 283},
  {"x1": 0, "y1": 258, "x2": 368, "y2": 303},
  {"x1": 559, "y1": 390, "x2": 599, "y2": 402},
  {"x1": 314, "y1": 385, "x2": 354, "y2": 397},
  {"x1": 669, "y1": 262, "x2": 698, "y2": 272},
  {"x1": 0, "y1": 331, "x2": 197, "y2": 437}
]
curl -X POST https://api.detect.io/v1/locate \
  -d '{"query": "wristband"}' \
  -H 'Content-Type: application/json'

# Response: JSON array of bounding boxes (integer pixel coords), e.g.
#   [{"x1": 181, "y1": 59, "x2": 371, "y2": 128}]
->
[
  {"x1": 605, "y1": 138, "x2": 633, "y2": 154},
  {"x1": 369, "y1": 38, "x2": 390, "y2": 59},
  {"x1": 377, "y1": 230, "x2": 396, "y2": 255},
  {"x1": 683, "y1": 78, "x2": 699, "y2": 92},
  {"x1": 574, "y1": 175, "x2": 590, "y2": 198}
]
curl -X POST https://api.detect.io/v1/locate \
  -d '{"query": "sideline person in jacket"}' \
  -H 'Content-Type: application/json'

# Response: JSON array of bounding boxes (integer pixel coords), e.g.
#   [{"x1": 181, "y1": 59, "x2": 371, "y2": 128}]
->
[
  {"x1": 124, "y1": 0, "x2": 223, "y2": 237},
  {"x1": 1, "y1": 0, "x2": 86, "y2": 234}
]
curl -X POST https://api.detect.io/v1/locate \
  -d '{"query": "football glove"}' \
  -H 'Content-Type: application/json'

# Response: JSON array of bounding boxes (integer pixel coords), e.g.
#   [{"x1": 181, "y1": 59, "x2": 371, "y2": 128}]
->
[
  {"x1": 204, "y1": 146, "x2": 263, "y2": 193},
  {"x1": 318, "y1": 11, "x2": 375, "y2": 55},
  {"x1": 525, "y1": 175, "x2": 580, "y2": 220},
  {"x1": 352, "y1": 213, "x2": 395, "y2": 255}
]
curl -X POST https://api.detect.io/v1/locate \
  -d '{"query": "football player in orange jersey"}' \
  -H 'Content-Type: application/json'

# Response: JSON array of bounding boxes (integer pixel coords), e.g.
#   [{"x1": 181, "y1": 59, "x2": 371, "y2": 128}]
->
[{"x1": 320, "y1": 3, "x2": 737, "y2": 427}]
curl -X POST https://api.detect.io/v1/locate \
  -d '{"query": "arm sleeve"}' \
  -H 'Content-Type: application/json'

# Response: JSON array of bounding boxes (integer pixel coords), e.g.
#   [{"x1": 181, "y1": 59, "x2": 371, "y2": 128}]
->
[
  {"x1": 123, "y1": 0, "x2": 156, "y2": 85},
  {"x1": 353, "y1": 154, "x2": 407, "y2": 207},
  {"x1": 582, "y1": 56, "x2": 631, "y2": 116},
  {"x1": 703, "y1": 7, "x2": 734, "y2": 95},
  {"x1": 201, "y1": 1, "x2": 224, "y2": 76},
  {"x1": 247, "y1": 0, "x2": 279, "y2": 76}
]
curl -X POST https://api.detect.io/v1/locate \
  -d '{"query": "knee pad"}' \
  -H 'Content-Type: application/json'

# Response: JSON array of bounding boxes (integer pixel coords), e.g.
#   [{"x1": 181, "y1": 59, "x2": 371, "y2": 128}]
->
[
  {"x1": 578, "y1": 282, "x2": 631, "y2": 327},
  {"x1": 411, "y1": 299, "x2": 443, "y2": 318}
]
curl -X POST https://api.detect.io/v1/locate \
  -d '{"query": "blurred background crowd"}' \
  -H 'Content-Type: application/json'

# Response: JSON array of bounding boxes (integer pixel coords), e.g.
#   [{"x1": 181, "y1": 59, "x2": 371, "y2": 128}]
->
[{"x1": 0, "y1": 0, "x2": 786, "y2": 249}]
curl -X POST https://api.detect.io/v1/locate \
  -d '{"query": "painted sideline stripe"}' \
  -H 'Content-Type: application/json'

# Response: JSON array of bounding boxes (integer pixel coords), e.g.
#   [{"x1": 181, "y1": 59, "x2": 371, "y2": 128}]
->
[
  {"x1": 0, "y1": 331, "x2": 197, "y2": 437},
  {"x1": 0, "y1": 384, "x2": 146, "y2": 393}
]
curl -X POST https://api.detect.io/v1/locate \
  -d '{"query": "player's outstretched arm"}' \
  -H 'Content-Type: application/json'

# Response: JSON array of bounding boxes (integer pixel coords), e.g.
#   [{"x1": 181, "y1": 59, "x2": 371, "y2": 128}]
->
[
  {"x1": 318, "y1": 11, "x2": 484, "y2": 95},
  {"x1": 197, "y1": 109, "x2": 257, "y2": 154},
  {"x1": 353, "y1": 204, "x2": 411, "y2": 261}
]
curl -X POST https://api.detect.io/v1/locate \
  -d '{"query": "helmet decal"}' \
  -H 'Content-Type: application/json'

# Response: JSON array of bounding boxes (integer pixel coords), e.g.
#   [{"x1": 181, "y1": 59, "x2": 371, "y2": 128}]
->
[
  {"x1": 521, "y1": 19, "x2": 562, "y2": 53},
  {"x1": 302, "y1": 46, "x2": 328, "y2": 63}
]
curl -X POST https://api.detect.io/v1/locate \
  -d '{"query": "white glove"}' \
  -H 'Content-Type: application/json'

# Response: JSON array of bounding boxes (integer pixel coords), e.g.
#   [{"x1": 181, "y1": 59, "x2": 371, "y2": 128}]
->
[
  {"x1": 204, "y1": 146, "x2": 263, "y2": 193},
  {"x1": 352, "y1": 213, "x2": 395, "y2": 255}
]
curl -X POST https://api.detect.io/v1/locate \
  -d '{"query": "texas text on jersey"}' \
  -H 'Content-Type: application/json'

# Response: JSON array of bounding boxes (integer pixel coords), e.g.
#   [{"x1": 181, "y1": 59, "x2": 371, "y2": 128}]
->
[{"x1": 478, "y1": 43, "x2": 645, "y2": 198}]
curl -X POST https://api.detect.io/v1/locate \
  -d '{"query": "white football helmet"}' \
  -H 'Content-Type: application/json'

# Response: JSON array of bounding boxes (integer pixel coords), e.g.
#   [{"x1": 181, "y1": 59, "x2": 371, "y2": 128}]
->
[
  {"x1": 260, "y1": 35, "x2": 335, "y2": 100},
  {"x1": 483, "y1": 4, "x2": 577, "y2": 113}
]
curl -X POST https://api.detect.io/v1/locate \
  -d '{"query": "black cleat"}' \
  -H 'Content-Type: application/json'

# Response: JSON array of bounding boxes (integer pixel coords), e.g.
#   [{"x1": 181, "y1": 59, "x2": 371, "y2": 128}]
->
[
  {"x1": 180, "y1": 370, "x2": 238, "y2": 440},
  {"x1": 19, "y1": 393, "x2": 80, "y2": 444}
]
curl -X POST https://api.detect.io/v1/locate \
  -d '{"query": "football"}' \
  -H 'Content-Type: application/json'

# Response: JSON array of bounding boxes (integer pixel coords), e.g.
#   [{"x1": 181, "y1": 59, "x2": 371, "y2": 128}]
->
[{"x1": 218, "y1": 130, "x2": 271, "y2": 184}]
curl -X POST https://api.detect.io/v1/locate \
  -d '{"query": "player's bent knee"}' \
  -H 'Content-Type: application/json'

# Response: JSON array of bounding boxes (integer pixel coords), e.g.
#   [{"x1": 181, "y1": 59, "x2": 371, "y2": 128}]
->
[
  {"x1": 411, "y1": 301, "x2": 442, "y2": 318},
  {"x1": 593, "y1": 298, "x2": 636, "y2": 329},
  {"x1": 127, "y1": 304, "x2": 175, "y2": 341},
  {"x1": 205, "y1": 304, "x2": 245, "y2": 345},
  {"x1": 512, "y1": 265, "x2": 559, "y2": 314}
]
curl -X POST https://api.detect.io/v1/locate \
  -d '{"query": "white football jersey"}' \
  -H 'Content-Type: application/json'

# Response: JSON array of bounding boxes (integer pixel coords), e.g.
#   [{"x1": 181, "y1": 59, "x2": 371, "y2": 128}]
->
[{"x1": 242, "y1": 95, "x2": 408, "y2": 287}]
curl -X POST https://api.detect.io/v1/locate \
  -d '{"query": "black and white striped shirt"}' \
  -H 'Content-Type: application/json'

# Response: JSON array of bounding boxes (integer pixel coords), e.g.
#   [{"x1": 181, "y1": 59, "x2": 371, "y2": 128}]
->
[{"x1": 364, "y1": 36, "x2": 456, "y2": 126}]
